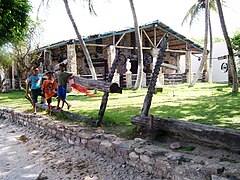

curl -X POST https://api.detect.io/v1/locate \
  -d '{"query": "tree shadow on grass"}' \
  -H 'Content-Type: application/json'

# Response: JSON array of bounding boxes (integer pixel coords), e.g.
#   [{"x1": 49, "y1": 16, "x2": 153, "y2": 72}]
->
[{"x1": 149, "y1": 93, "x2": 240, "y2": 130}]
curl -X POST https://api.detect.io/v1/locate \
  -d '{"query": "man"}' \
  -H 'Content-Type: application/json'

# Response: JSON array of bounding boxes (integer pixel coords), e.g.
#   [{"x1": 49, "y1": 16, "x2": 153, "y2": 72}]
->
[
  {"x1": 56, "y1": 63, "x2": 72, "y2": 110},
  {"x1": 26, "y1": 67, "x2": 44, "y2": 114}
]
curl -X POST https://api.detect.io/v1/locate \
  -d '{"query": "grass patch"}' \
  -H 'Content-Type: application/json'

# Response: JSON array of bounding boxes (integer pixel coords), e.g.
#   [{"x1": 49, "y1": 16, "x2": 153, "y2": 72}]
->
[{"x1": 0, "y1": 83, "x2": 240, "y2": 137}]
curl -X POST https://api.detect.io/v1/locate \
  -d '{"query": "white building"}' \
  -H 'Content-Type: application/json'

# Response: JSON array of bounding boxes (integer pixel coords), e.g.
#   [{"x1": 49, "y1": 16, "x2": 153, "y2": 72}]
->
[{"x1": 179, "y1": 42, "x2": 230, "y2": 83}]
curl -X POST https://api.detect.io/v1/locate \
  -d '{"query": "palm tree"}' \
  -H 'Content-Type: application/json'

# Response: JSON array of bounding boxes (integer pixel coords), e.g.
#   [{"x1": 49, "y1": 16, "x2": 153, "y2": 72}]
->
[
  {"x1": 189, "y1": 0, "x2": 210, "y2": 87},
  {"x1": 216, "y1": 0, "x2": 238, "y2": 93},
  {"x1": 63, "y1": 0, "x2": 97, "y2": 80},
  {"x1": 182, "y1": 0, "x2": 217, "y2": 86},
  {"x1": 129, "y1": 0, "x2": 143, "y2": 90}
]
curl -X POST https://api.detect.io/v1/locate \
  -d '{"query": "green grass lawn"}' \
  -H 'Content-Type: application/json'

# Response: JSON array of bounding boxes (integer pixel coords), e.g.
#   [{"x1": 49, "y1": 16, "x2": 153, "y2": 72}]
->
[{"x1": 0, "y1": 83, "x2": 240, "y2": 136}]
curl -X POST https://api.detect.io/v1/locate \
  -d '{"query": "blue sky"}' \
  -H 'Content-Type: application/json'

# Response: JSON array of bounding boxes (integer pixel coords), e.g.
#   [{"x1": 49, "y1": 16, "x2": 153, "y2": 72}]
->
[{"x1": 31, "y1": 0, "x2": 240, "y2": 46}]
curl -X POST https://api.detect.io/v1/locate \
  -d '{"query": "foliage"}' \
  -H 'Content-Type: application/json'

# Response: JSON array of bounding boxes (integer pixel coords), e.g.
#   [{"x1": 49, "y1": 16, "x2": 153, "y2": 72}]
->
[
  {"x1": 12, "y1": 20, "x2": 44, "y2": 83},
  {"x1": 214, "y1": 37, "x2": 224, "y2": 43},
  {"x1": 181, "y1": 0, "x2": 217, "y2": 27},
  {"x1": 0, "y1": 0, "x2": 32, "y2": 47},
  {"x1": 0, "y1": 46, "x2": 14, "y2": 69},
  {"x1": 231, "y1": 30, "x2": 240, "y2": 52},
  {"x1": 0, "y1": 84, "x2": 239, "y2": 137}
]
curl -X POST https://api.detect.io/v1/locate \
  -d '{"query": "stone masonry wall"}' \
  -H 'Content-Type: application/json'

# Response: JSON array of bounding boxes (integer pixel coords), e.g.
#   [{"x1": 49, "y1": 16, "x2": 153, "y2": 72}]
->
[{"x1": 0, "y1": 108, "x2": 239, "y2": 180}]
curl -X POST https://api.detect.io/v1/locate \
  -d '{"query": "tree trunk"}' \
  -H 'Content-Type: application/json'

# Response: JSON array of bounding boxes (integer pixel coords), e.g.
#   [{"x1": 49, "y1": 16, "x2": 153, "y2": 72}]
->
[
  {"x1": 129, "y1": 0, "x2": 143, "y2": 90},
  {"x1": 208, "y1": 13, "x2": 213, "y2": 83},
  {"x1": 97, "y1": 54, "x2": 120, "y2": 125},
  {"x1": 73, "y1": 76, "x2": 122, "y2": 93},
  {"x1": 141, "y1": 35, "x2": 168, "y2": 116},
  {"x1": 216, "y1": 0, "x2": 238, "y2": 93},
  {"x1": 189, "y1": 0, "x2": 209, "y2": 87},
  {"x1": 63, "y1": 0, "x2": 97, "y2": 80}
]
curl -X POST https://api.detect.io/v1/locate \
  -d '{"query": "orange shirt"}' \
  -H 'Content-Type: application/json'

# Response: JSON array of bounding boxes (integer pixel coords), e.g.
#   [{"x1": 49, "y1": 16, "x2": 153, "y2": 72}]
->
[{"x1": 42, "y1": 79, "x2": 58, "y2": 99}]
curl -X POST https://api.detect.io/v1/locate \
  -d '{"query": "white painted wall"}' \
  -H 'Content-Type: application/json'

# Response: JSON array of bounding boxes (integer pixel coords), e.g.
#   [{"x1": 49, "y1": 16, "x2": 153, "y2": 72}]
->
[
  {"x1": 211, "y1": 42, "x2": 228, "y2": 82},
  {"x1": 179, "y1": 42, "x2": 229, "y2": 82}
]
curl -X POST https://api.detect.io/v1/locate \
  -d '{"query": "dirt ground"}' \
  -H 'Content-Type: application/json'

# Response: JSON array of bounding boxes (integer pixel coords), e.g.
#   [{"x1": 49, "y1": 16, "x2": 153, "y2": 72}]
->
[
  {"x1": 0, "y1": 118, "x2": 155, "y2": 180},
  {"x1": 1, "y1": 116, "x2": 240, "y2": 180}
]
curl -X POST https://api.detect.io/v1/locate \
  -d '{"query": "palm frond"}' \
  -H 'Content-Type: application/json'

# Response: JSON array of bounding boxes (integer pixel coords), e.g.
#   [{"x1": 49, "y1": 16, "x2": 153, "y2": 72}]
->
[{"x1": 83, "y1": 0, "x2": 97, "y2": 16}]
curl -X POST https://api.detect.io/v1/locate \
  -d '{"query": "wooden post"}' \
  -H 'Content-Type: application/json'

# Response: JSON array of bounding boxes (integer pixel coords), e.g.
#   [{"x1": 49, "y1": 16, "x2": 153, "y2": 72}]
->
[
  {"x1": 141, "y1": 35, "x2": 168, "y2": 116},
  {"x1": 185, "y1": 51, "x2": 192, "y2": 83},
  {"x1": 176, "y1": 53, "x2": 180, "y2": 73},
  {"x1": 96, "y1": 49, "x2": 120, "y2": 126}
]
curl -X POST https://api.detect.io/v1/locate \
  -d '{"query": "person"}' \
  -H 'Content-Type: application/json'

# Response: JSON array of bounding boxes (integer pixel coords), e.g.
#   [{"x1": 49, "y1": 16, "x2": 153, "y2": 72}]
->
[
  {"x1": 42, "y1": 71, "x2": 58, "y2": 115},
  {"x1": 56, "y1": 63, "x2": 72, "y2": 110},
  {"x1": 26, "y1": 67, "x2": 44, "y2": 114}
]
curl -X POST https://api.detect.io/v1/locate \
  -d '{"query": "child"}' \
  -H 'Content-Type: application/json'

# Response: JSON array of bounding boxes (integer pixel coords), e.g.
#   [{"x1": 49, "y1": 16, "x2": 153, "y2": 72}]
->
[
  {"x1": 42, "y1": 71, "x2": 58, "y2": 115},
  {"x1": 26, "y1": 67, "x2": 44, "y2": 114},
  {"x1": 56, "y1": 63, "x2": 72, "y2": 110}
]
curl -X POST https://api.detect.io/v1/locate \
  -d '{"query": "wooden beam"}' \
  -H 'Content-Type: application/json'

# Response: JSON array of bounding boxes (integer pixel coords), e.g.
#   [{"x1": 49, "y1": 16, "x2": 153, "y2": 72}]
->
[
  {"x1": 115, "y1": 33, "x2": 126, "y2": 46},
  {"x1": 156, "y1": 33, "x2": 167, "y2": 47},
  {"x1": 131, "y1": 115, "x2": 240, "y2": 152},
  {"x1": 143, "y1": 29, "x2": 155, "y2": 47},
  {"x1": 161, "y1": 63, "x2": 178, "y2": 70},
  {"x1": 115, "y1": 45, "x2": 151, "y2": 50}
]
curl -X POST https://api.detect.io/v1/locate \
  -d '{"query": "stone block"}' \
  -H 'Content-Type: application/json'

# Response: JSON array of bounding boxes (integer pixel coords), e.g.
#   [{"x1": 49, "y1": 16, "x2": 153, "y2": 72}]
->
[
  {"x1": 129, "y1": 152, "x2": 139, "y2": 161},
  {"x1": 99, "y1": 140, "x2": 113, "y2": 156},
  {"x1": 204, "y1": 163, "x2": 225, "y2": 175}
]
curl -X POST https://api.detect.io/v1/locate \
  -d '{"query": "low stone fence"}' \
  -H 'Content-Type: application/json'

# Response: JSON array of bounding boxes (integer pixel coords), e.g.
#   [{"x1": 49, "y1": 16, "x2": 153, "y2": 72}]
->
[{"x1": 0, "y1": 108, "x2": 239, "y2": 180}]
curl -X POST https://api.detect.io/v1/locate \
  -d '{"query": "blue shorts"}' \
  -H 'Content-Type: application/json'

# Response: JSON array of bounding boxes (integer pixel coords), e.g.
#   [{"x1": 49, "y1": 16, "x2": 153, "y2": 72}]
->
[{"x1": 57, "y1": 85, "x2": 67, "y2": 99}]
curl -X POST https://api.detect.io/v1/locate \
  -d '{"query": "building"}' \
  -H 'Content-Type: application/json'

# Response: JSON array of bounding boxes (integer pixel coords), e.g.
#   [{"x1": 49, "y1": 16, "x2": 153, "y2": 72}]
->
[{"x1": 8, "y1": 20, "x2": 204, "y2": 90}]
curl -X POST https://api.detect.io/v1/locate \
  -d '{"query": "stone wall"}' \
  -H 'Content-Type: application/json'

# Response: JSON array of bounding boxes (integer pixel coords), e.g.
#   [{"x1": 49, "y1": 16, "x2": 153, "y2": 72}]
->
[{"x1": 0, "y1": 107, "x2": 239, "y2": 180}]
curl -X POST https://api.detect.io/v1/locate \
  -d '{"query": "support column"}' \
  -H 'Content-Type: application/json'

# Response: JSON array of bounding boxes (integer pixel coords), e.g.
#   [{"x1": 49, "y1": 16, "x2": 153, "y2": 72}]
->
[
  {"x1": 67, "y1": 44, "x2": 77, "y2": 75},
  {"x1": 43, "y1": 50, "x2": 52, "y2": 72},
  {"x1": 185, "y1": 51, "x2": 192, "y2": 83},
  {"x1": 12, "y1": 62, "x2": 15, "y2": 90},
  {"x1": 107, "y1": 45, "x2": 116, "y2": 72},
  {"x1": 106, "y1": 46, "x2": 120, "y2": 84},
  {"x1": 176, "y1": 53, "x2": 180, "y2": 73}
]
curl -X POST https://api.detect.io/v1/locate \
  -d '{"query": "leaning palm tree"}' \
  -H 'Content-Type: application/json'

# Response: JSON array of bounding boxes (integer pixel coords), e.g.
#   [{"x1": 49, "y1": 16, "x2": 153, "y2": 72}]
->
[
  {"x1": 129, "y1": 0, "x2": 143, "y2": 90},
  {"x1": 182, "y1": 0, "x2": 217, "y2": 86},
  {"x1": 189, "y1": 0, "x2": 210, "y2": 87},
  {"x1": 63, "y1": 0, "x2": 97, "y2": 80},
  {"x1": 216, "y1": 0, "x2": 238, "y2": 93}
]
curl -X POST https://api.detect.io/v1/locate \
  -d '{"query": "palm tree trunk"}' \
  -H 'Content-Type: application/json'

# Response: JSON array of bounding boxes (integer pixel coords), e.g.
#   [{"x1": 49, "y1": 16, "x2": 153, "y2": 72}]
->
[
  {"x1": 189, "y1": 0, "x2": 209, "y2": 87},
  {"x1": 63, "y1": 0, "x2": 97, "y2": 80},
  {"x1": 216, "y1": 0, "x2": 238, "y2": 93},
  {"x1": 208, "y1": 13, "x2": 213, "y2": 83},
  {"x1": 129, "y1": 0, "x2": 143, "y2": 90}
]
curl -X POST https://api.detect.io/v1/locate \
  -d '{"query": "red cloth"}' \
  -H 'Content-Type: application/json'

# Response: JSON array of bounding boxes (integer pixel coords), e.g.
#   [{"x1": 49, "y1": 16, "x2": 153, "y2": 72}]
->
[{"x1": 68, "y1": 77, "x2": 94, "y2": 97}]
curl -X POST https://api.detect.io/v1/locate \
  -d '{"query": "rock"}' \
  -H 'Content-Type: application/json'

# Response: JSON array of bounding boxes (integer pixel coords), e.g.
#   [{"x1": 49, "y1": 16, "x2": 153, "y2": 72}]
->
[
  {"x1": 167, "y1": 153, "x2": 184, "y2": 161},
  {"x1": 204, "y1": 163, "x2": 225, "y2": 174},
  {"x1": 170, "y1": 142, "x2": 181, "y2": 149}
]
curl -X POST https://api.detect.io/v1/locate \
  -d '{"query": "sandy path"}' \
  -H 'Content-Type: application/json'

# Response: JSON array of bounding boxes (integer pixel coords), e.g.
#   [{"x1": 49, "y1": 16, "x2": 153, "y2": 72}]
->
[{"x1": 0, "y1": 118, "x2": 153, "y2": 180}]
